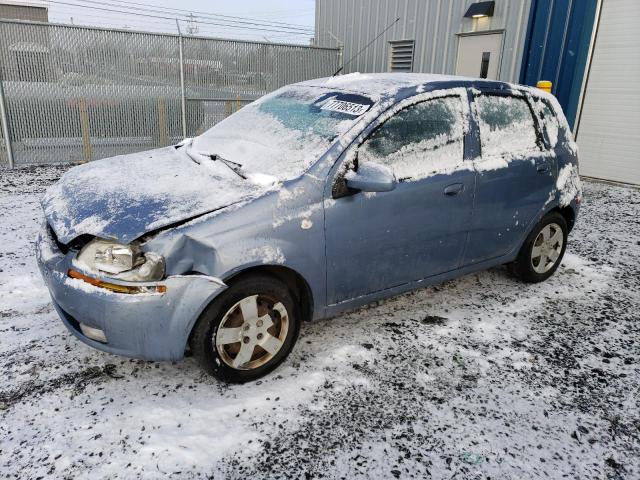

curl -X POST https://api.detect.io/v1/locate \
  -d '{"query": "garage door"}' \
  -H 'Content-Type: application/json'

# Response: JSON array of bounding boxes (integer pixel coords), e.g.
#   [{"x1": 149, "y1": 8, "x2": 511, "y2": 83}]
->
[{"x1": 576, "y1": 0, "x2": 640, "y2": 185}]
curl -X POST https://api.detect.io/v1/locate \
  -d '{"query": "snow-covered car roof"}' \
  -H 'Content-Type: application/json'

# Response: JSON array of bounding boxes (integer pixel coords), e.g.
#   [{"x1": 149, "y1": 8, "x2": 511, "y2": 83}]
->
[
  {"x1": 296, "y1": 72, "x2": 553, "y2": 101},
  {"x1": 297, "y1": 72, "x2": 484, "y2": 96},
  {"x1": 297, "y1": 73, "x2": 564, "y2": 125}
]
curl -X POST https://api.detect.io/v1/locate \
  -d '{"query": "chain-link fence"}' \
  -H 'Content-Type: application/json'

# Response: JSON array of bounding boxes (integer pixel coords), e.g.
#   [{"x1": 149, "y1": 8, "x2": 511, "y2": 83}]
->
[{"x1": 0, "y1": 20, "x2": 340, "y2": 168}]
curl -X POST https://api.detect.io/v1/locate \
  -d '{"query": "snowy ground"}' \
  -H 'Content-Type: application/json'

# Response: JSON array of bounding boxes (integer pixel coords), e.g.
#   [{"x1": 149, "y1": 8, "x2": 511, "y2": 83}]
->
[{"x1": 0, "y1": 166, "x2": 638, "y2": 479}]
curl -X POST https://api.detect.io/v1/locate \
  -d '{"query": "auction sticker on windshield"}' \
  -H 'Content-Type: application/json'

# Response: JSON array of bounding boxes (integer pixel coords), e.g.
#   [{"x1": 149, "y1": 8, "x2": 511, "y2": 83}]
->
[{"x1": 320, "y1": 98, "x2": 370, "y2": 116}]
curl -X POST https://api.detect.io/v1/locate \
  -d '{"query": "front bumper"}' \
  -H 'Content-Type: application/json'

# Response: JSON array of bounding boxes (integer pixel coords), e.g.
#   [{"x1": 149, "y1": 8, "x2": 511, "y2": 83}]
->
[{"x1": 36, "y1": 226, "x2": 227, "y2": 361}]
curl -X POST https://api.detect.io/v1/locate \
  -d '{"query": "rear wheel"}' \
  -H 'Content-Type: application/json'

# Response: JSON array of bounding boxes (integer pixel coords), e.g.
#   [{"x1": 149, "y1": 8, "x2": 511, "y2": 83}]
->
[
  {"x1": 511, "y1": 211, "x2": 568, "y2": 283},
  {"x1": 190, "y1": 274, "x2": 300, "y2": 383}
]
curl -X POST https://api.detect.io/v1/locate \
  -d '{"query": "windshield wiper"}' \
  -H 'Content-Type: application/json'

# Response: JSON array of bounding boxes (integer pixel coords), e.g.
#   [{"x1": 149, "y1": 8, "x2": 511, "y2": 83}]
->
[
  {"x1": 185, "y1": 143, "x2": 246, "y2": 179},
  {"x1": 206, "y1": 154, "x2": 247, "y2": 180},
  {"x1": 184, "y1": 143, "x2": 253, "y2": 181}
]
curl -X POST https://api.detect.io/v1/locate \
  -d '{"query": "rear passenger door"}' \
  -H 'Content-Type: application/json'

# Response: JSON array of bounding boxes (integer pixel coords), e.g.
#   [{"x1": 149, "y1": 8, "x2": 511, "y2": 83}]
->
[{"x1": 464, "y1": 90, "x2": 556, "y2": 265}]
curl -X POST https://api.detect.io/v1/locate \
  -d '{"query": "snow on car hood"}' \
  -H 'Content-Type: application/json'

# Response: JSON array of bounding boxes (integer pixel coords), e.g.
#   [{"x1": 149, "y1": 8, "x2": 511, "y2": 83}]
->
[{"x1": 42, "y1": 146, "x2": 273, "y2": 244}]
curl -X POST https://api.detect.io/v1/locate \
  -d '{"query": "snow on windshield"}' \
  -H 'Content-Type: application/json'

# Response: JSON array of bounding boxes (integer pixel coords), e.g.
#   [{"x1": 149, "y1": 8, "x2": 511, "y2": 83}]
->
[{"x1": 193, "y1": 86, "x2": 374, "y2": 181}]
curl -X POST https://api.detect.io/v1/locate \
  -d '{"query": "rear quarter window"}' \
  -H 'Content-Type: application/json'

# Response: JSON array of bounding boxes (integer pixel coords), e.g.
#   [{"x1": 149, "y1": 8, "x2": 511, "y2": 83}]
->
[
  {"x1": 535, "y1": 98, "x2": 561, "y2": 148},
  {"x1": 476, "y1": 94, "x2": 540, "y2": 159}
]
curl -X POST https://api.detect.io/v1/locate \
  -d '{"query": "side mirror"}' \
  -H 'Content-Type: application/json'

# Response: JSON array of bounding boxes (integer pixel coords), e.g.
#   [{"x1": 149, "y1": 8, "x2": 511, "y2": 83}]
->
[{"x1": 345, "y1": 162, "x2": 397, "y2": 193}]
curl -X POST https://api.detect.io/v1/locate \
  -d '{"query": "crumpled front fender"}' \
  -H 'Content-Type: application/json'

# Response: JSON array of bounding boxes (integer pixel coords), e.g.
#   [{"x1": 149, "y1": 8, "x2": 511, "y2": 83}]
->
[{"x1": 37, "y1": 225, "x2": 228, "y2": 361}]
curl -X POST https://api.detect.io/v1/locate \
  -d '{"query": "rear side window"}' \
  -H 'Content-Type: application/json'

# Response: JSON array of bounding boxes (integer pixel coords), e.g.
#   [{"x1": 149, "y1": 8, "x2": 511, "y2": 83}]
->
[
  {"x1": 536, "y1": 99, "x2": 560, "y2": 148},
  {"x1": 475, "y1": 95, "x2": 539, "y2": 158},
  {"x1": 359, "y1": 96, "x2": 464, "y2": 180}
]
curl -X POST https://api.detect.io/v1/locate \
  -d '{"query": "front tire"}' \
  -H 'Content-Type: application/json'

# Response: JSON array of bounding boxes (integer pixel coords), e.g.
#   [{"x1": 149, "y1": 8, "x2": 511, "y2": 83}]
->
[
  {"x1": 190, "y1": 274, "x2": 300, "y2": 383},
  {"x1": 511, "y1": 211, "x2": 568, "y2": 283}
]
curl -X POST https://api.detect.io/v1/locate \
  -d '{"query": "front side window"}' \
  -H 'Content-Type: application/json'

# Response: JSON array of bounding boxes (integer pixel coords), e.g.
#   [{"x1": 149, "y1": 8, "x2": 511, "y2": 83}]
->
[
  {"x1": 358, "y1": 96, "x2": 465, "y2": 181},
  {"x1": 475, "y1": 94, "x2": 540, "y2": 159}
]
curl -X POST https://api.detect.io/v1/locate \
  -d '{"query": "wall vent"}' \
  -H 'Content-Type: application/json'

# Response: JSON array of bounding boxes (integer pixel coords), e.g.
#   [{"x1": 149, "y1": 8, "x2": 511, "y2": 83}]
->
[{"x1": 388, "y1": 40, "x2": 415, "y2": 72}]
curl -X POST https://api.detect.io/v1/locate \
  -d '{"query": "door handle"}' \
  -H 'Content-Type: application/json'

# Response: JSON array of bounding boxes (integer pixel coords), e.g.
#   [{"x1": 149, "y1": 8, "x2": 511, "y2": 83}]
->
[{"x1": 443, "y1": 183, "x2": 464, "y2": 196}]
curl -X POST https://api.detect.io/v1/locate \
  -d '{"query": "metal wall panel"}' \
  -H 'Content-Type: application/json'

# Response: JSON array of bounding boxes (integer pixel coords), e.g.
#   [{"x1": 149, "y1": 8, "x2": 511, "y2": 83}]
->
[
  {"x1": 576, "y1": 0, "x2": 640, "y2": 185},
  {"x1": 315, "y1": 0, "x2": 531, "y2": 83},
  {"x1": 0, "y1": 20, "x2": 339, "y2": 167}
]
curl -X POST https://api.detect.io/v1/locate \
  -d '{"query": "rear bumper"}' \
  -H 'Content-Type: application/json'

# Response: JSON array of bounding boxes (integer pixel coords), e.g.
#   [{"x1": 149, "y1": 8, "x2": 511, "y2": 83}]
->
[
  {"x1": 36, "y1": 226, "x2": 227, "y2": 361},
  {"x1": 566, "y1": 194, "x2": 581, "y2": 233}
]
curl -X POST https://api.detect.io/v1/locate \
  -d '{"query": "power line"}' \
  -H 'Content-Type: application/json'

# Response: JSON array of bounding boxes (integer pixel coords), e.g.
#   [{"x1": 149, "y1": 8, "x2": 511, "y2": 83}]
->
[
  {"x1": 49, "y1": 7, "x2": 287, "y2": 33},
  {"x1": 240, "y1": 7, "x2": 315, "y2": 17},
  {"x1": 47, "y1": 8, "x2": 311, "y2": 43},
  {"x1": 76, "y1": 0, "x2": 314, "y2": 33},
  {"x1": 93, "y1": 0, "x2": 315, "y2": 31},
  {"x1": 45, "y1": 1, "x2": 315, "y2": 36},
  {"x1": 69, "y1": 0, "x2": 315, "y2": 33},
  {"x1": 50, "y1": 8, "x2": 175, "y2": 26}
]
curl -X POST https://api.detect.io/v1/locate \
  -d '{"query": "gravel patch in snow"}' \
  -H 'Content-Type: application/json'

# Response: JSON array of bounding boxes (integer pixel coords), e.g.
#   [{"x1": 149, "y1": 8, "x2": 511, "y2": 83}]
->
[{"x1": 0, "y1": 166, "x2": 638, "y2": 479}]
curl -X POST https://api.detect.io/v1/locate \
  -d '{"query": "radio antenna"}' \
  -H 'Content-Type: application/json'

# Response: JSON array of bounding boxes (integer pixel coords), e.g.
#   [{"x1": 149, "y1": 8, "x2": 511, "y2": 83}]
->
[{"x1": 332, "y1": 17, "x2": 400, "y2": 76}]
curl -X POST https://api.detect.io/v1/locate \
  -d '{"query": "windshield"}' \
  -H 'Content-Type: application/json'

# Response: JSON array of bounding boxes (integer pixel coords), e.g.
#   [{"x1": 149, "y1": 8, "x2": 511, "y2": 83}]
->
[{"x1": 192, "y1": 86, "x2": 375, "y2": 181}]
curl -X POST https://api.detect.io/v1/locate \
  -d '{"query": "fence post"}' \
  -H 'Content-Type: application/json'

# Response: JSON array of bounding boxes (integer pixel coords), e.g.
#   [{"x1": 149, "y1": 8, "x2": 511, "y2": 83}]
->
[
  {"x1": 78, "y1": 97, "x2": 92, "y2": 162},
  {"x1": 157, "y1": 96, "x2": 168, "y2": 146},
  {"x1": 0, "y1": 76, "x2": 15, "y2": 169},
  {"x1": 176, "y1": 20, "x2": 187, "y2": 139}
]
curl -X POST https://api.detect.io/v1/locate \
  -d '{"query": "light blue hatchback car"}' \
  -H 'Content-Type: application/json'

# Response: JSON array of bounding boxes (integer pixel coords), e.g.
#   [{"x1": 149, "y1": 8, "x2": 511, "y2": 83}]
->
[{"x1": 37, "y1": 73, "x2": 582, "y2": 382}]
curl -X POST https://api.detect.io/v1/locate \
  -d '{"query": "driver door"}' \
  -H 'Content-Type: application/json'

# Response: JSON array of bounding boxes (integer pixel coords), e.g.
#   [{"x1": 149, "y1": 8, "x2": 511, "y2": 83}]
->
[{"x1": 324, "y1": 93, "x2": 475, "y2": 305}]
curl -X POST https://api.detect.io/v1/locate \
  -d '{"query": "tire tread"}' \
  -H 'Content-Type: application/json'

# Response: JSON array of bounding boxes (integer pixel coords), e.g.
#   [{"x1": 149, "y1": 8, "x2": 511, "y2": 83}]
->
[
  {"x1": 511, "y1": 211, "x2": 568, "y2": 283},
  {"x1": 189, "y1": 273, "x2": 300, "y2": 383}
]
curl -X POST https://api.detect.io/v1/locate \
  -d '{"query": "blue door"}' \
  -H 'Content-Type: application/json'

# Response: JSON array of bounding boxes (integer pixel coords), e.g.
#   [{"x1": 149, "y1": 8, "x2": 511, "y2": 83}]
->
[
  {"x1": 519, "y1": 0, "x2": 599, "y2": 127},
  {"x1": 324, "y1": 94, "x2": 475, "y2": 305},
  {"x1": 464, "y1": 90, "x2": 556, "y2": 265}
]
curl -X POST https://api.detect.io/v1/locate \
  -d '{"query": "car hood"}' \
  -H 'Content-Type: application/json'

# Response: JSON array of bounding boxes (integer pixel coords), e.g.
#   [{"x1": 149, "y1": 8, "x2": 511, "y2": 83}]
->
[{"x1": 42, "y1": 146, "x2": 272, "y2": 244}]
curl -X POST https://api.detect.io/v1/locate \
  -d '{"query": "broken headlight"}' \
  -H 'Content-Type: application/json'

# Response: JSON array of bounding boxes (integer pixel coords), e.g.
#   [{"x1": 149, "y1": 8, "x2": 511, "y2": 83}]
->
[
  {"x1": 74, "y1": 238, "x2": 165, "y2": 281},
  {"x1": 94, "y1": 242, "x2": 142, "y2": 274}
]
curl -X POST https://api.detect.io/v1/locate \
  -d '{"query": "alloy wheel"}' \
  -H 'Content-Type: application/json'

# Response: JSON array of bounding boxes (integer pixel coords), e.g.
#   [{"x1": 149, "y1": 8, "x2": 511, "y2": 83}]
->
[
  {"x1": 214, "y1": 294, "x2": 289, "y2": 370},
  {"x1": 531, "y1": 222, "x2": 564, "y2": 274}
]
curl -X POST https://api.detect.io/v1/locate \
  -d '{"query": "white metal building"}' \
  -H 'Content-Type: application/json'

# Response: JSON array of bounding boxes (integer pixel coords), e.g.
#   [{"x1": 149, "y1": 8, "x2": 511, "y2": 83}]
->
[
  {"x1": 315, "y1": 0, "x2": 640, "y2": 185},
  {"x1": 314, "y1": 0, "x2": 531, "y2": 84}
]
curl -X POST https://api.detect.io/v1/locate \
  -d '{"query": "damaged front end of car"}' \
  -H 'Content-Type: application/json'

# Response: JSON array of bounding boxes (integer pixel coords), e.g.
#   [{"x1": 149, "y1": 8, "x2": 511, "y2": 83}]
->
[
  {"x1": 72, "y1": 237, "x2": 165, "y2": 286},
  {"x1": 36, "y1": 218, "x2": 229, "y2": 361},
  {"x1": 33, "y1": 146, "x2": 264, "y2": 360}
]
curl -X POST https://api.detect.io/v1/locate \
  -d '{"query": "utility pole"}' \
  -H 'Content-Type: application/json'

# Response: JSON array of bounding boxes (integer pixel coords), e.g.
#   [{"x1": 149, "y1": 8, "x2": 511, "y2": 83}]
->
[{"x1": 186, "y1": 13, "x2": 199, "y2": 35}]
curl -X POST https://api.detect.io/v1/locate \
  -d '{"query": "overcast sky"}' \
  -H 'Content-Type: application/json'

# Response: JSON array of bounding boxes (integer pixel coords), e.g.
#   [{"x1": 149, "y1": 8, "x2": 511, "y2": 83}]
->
[{"x1": 45, "y1": 0, "x2": 316, "y2": 44}]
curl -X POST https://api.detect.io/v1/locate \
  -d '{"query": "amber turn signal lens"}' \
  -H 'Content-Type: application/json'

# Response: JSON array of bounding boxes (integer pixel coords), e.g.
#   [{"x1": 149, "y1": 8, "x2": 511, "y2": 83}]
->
[{"x1": 68, "y1": 269, "x2": 166, "y2": 294}]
